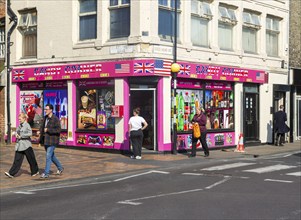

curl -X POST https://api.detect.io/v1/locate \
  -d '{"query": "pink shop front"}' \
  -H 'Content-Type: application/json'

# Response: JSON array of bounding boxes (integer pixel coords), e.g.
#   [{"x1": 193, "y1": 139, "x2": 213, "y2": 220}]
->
[{"x1": 12, "y1": 59, "x2": 267, "y2": 152}]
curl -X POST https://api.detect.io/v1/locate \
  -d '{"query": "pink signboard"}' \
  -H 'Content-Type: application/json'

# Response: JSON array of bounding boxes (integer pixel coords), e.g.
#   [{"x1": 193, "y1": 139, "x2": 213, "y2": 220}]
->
[
  {"x1": 12, "y1": 59, "x2": 267, "y2": 84},
  {"x1": 177, "y1": 132, "x2": 236, "y2": 150}
]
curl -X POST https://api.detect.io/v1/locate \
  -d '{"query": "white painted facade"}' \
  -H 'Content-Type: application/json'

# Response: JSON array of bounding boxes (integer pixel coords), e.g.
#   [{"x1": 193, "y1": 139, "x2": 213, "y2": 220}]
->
[{"x1": 6, "y1": 0, "x2": 290, "y2": 147}]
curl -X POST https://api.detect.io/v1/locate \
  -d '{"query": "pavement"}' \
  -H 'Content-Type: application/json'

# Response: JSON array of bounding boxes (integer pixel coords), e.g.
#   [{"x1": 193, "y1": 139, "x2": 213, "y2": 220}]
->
[{"x1": 1, "y1": 141, "x2": 300, "y2": 193}]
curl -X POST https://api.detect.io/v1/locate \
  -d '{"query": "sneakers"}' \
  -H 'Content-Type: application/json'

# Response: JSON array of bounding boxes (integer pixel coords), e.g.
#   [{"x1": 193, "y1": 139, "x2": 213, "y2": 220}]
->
[
  {"x1": 40, "y1": 173, "x2": 49, "y2": 179},
  {"x1": 135, "y1": 156, "x2": 142, "y2": 160},
  {"x1": 56, "y1": 167, "x2": 64, "y2": 175},
  {"x1": 4, "y1": 172, "x2": 14, "y2": 178},
  {"x1": 32, "y1": 171, "x2": 40, "y2": 177},
  {"x1": 130, "y1": 155, "x2": 135, "y2": 159}
]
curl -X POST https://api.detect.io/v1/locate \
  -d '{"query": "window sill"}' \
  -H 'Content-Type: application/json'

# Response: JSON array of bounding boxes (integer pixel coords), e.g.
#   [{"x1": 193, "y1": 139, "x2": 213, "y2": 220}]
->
[
  {"x1": 16, "y1": 57, "x2": 38, "y2": 64},
  {"x1": 73, "y1": 40, "x2": 96, "y2": 49}
]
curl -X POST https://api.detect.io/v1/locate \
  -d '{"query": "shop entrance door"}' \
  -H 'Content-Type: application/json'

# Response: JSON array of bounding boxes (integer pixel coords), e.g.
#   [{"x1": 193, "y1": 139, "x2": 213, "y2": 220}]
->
[
  {"x1": 244, "y1": 92, "x2": 259, "y2": 142},
  {"x1": 273, "y1": 91, "x2": 286, "y2": 144},
  {"x1": 130, "y1": 89, "x2": 156, "y2": 151}
]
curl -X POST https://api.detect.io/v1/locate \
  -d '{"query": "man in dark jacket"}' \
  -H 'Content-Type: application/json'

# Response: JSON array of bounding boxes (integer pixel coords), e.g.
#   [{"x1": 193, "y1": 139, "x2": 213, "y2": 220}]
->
[
  {"x1": 274, "y1": 105, "x2": 289, "y2": 146},
  {"x1": 39, "y1": 104, "x2": 64, "y2": 178}
]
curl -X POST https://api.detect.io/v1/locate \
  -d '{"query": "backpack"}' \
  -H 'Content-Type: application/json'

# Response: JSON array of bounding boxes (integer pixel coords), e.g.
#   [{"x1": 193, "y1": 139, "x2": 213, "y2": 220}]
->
[{"x1": 193, "y1": 123, "x2": 201, "y2": 138}]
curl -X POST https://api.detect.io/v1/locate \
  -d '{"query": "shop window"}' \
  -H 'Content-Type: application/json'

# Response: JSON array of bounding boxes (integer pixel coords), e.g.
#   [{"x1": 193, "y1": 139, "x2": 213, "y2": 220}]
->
[
  {"x1": 18, "y1": 9, "x2": 37, "y2": 58},
  {"x1": 242, "y1": 11, "x2": 261, "y2": 54},
  {"x1": 109, "y1": 0, "x2": 130, "y2": 39},
  {"x1": 191, "y1": 0, "x2": 212, "y2": 47},
  {"x1": 79, "y1": 0, "x2": 97, "y2": 41},
  {"x1": 218, "y1": 5, "x2": 237, "y2": 51},
  {"x1": 158, "y1": 0, "x2": 180, "y2": 41},
  {"x1": 77, "y1": 87, "x2": 115, "y2": 131},
  {"x1": 204, "y1": 83, "x2": 234, "y2": 130},
  {"x1": 175, "y1": 89, "x2": 203, "y2": 132},
  {"x1": 266, "y1": 16, "x2": 280, "y2": 57}
]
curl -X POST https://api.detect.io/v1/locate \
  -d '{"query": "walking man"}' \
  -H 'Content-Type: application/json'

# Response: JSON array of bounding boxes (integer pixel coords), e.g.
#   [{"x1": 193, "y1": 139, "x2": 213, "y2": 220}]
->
[
  {"x1": 274, "y1": 105, "x2": 289, "y2": 146},
  {"x1": 39, "y1": 104, "x2": 64, "y2": 178}
]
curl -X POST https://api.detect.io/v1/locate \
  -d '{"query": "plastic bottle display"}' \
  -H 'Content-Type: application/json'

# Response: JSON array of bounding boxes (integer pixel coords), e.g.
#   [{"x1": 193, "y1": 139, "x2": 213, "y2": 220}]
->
[
  {"x1": 190, "y1": 93, "x2": 195, "y2": 121},
  {"x1": 55, "y1": 91, "x2": 61, "y2": 118},
  {"x1": 184, "y1": 92, "x2": 190, "y2": 115}
]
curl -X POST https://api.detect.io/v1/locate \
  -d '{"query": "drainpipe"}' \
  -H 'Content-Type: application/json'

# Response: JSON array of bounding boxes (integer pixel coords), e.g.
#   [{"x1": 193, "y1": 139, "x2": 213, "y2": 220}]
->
[{"x1": 6, "y1": 0, "x2": 18, "y2": 144}]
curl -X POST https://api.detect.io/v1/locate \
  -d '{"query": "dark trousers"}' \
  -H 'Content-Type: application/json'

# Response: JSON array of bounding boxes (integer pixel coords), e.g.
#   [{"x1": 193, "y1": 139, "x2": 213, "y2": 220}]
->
[
  {"x1": 191, "y1": 131, "x2": 209, "y2": 156},
  {"x1": 9, "y1": 147, "x2": 39, "y2": 176},
  {"x1": 275, "y1": 133, "x2": 285, "y2": 145},
  {"x1": 130, "y1": 130, "x2": 144, "y2": 157}
]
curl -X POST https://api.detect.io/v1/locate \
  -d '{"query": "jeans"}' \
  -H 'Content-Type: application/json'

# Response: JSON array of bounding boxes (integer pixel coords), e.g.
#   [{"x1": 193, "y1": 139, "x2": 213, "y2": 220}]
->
[
  {"x1": 130, "y1": 129, "x2": 144, "y2": 157},
  {"x1": 44, "y1": 145, "x2": 63, "y2": 175},
  {"x1": 191, "y1": 131, "x2": 209, "y2": 156}
]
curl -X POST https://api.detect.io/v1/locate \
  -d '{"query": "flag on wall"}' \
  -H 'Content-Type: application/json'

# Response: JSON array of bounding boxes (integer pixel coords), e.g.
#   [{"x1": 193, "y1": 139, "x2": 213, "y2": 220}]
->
[
  {"x1": 154, "y1": 59, "x2": 172, "y2": 75},
  {"x1": 115, "y1": 63, "x2": 130, "y2": 73},
  {"x1": 13, "y1": 70, "x2": 25, "y2": 80},
  {"x1": 256, "y1": 72, "x2": 264, "y2": 81},
  {"x1": 134, "y1": 62, "x2": 154, "y2": 74},
  {"x1": 179, "y1": 64, "x2": 191, "y2": 75}
]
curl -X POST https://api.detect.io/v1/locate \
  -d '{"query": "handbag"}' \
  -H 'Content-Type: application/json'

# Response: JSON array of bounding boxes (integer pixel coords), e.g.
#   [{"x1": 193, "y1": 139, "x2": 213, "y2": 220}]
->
[{"x1": 193, "y1": 123, "x2": 201, "y2": 138}]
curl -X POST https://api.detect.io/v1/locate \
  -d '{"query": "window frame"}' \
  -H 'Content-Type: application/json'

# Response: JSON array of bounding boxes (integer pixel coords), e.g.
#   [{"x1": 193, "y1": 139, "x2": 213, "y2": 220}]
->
[
  {"x1": 266, "y1": 16, "x2": 281, "y2": 57},
  {"x1": 79, "y1": 0, "x2": 97, "y2": 41},
  {"x1": 242, "y1": 11, "x2": 261, "y2": 54}
]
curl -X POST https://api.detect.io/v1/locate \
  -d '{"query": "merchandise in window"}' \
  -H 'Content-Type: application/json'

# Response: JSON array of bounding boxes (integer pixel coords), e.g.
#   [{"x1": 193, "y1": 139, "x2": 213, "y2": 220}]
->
[
  {"x1": 204, "y1": 83, "x2": 234, "y2": 130},
  {"x1": 77, "y1": 88, "x2": 115, "y2": 131}
]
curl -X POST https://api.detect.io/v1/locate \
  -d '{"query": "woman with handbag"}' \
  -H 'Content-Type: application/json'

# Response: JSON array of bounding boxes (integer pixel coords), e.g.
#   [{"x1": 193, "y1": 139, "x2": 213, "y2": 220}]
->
[
  {"x1": 190, "y1": 107, "x2": 209, "y2": 158},
  {"x1": 4, "y1": 113, "x2": 39, "y2": 178}
]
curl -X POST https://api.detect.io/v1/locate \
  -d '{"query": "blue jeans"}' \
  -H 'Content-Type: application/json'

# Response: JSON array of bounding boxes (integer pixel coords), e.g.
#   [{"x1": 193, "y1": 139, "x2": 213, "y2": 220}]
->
[{"x1": 44, "y1": 145, "x2": 63, "y2": 175}]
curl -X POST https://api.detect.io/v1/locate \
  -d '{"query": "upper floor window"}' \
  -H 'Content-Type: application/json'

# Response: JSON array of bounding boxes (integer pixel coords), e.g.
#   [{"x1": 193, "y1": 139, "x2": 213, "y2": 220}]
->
[
  {"x1": 18, "y1": 9, "x2": 37, "y2": 58},
  {"x1": 191, "y1": 0, "x2": 212, "y2": 47},
  {"x1": 0, "y1": 26, "x2": 4, "y2": 59},
  {"x1": 242, "y1": 11, "x2": 261, "y2": 54},
  {"x1": 158, "y1": 0, "x2": 181, "y2": 41},
  {"x1": 109, "y1": 0, "x2": 130, "y2": 39},
  {"x1": 79, "y1": 0, "x2": 97, "y2": 41},
  {"x1": 266, "y1": 16, "x2": 280, "y2": 57},
  {"x1": 218, "y1": 5, "x2": 237, "y2": 51}
]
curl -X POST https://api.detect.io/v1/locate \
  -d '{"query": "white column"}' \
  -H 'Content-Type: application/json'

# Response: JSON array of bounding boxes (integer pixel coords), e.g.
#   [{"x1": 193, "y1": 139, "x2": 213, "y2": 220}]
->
[
  {"x1": 114, "y1": 79, "x2": 124, "y2": 144},
  {"x1": 234, "y1": 83, "x2": 243, "y2": 143}
]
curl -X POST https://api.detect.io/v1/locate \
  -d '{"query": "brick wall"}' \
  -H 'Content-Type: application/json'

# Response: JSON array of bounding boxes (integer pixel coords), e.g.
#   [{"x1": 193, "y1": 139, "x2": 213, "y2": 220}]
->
[{"x1": 0, "y1": 0, "x2": 5, "y2": 18}]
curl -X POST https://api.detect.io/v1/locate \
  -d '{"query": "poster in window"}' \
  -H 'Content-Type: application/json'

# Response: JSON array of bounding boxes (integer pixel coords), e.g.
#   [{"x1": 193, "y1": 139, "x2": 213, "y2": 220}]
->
[
  {"x1": 20, "y1": 91, "x2": 43, "y2": 129},
  {"x1": 43, "y1": 90, "x2": 68, "y2": 129},
  {"x1": 77, "y1": 89, "x2": 97, "y2": 130}
]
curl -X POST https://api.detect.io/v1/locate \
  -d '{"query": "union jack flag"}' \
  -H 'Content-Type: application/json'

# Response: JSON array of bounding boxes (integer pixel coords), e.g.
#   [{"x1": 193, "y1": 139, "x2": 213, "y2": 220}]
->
[
  {"x1": 134, "y1": 62, "x2": 154, "y2": 74},
  {"x1": 179, "y1": 64, "x2": 190, "y2": 75},
  {"x1": 154, "y1": 59, "x2": 172, "y2": 75},
  {"x1": 13, "y1": 70, "x2": 25, "y2": 80}
]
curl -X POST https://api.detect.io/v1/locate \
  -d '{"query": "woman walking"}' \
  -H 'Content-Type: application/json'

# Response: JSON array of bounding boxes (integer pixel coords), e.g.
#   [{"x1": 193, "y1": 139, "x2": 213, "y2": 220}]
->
[
  {"x1": 4, "y1": 113, "x2": 39, "y2": 178},
  {"x1": 190, "y1": 107, "x2": 209, "y2": 158},
  {"x1": 128, "y1": 107, "x2": 148, "y2": 159}
]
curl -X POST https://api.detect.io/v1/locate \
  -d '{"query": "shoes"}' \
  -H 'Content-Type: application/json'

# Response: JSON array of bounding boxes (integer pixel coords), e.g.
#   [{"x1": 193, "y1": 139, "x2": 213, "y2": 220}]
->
[
  {"x1": 279, "y1": 144, "x2": 284, "y2": 146},
  {"x1": 40, "y1": 173, "x2": 49, "y2": 179},
  {"x1": 135, "y1": 156, "x2": 142, "y2": 160},
  {"x1": 56, "y1": 167, "x2": 64, "y2": 175},
  {"x1": 32, "y1": 171, "x2": 40, "y2": 177},
  {"x1": 204, "y1": 153, "x2": 209, "y2": 157},
  {"x1": 4, "y1": 172, "x2": 14, "y2": 178},
  {"x1": 189, "y1": 154, "x2": 196, "y2": 158},
  {"x1": 130, "y1": 155, "x2": 135, "y2": 159}
]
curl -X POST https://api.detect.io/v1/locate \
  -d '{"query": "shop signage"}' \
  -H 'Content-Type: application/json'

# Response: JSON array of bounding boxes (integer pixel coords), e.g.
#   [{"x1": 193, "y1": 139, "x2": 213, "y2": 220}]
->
[
  {"x1": 12, "y1": 59, "x2": 268, "y2": 84},
  {"x1": 111, "y1": 105, "x2": 124, "y2": 118}
]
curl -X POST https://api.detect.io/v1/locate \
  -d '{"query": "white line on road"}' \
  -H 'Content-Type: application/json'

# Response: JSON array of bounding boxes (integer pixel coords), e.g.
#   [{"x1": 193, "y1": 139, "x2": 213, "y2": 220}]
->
[
  {"x1": 243, "y1": 164, "x2": 296, "y2": 174},
  {"x1": 14, "y1": 191, "x2": 36, "y2": 195},
  {"x1": 264, "y1": 179, "x2": 293, "y2": 183},
  {"x1": 202, "y1": 162, "x2": 256, "y2": 171},
  {"x1": 182, "y1": 173, "x2": 204, "y2": 176},
  {"x1": 286, "y1": 171, "x2": 301, "y2": 177},
  {"x1": 117, "y1": 188, "x2": 204, "y2": 206},
  {"x1": 113, "y1": 170, "x2": 169, "y2": 182},
  {"x1": 205, "y1": 177, "x2": 232, "y2": 190}
]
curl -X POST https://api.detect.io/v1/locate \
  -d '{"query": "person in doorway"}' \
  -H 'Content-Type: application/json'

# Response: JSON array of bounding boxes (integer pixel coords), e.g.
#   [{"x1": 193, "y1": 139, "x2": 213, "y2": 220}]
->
[
  {"x1": 4, "y1": 113, "x2": 39, "y2": 178},
  {"x1": 274, "y1": 105, "x2": 289, "y2": 146},
  {"x1": 190, "y1": 107, "x2": 209, "y2": 158},
  {"x1": 39, "y1": 104, "x2": 64, "y2": 178},
  {"x1": 128, "y1": 107, "x2": 148, "y2": 159}
]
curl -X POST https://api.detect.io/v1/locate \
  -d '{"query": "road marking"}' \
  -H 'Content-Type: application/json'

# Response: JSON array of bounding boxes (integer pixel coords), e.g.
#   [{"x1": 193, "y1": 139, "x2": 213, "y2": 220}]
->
[
  {"x1": 202, "y1": 162, "x2": 255, "y2": 171},
  {"x1": 182, "y1": 173, "x2": 204, "y2": 176},
  {"x1": 243, "y1": 164, "x2": 296, "y2": 174},
  {"x1": 14, "y1": 191, "x2": 36, "y2": 195},
  {"x1": 117, "y1": 188, "x2": 204, "y2": 206},
  {"x1": 113, "y1": 170, "x2": 169, "y2": 182},
  {"x1": 205, "y1": 177, "x2": 232, "y2": 189},
  {"x1": 264, "y1": 179, "x2": 293, "y2": 183},
  {"x1": 286, "y1": 171, "x2": 301, "y2": 177}
]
